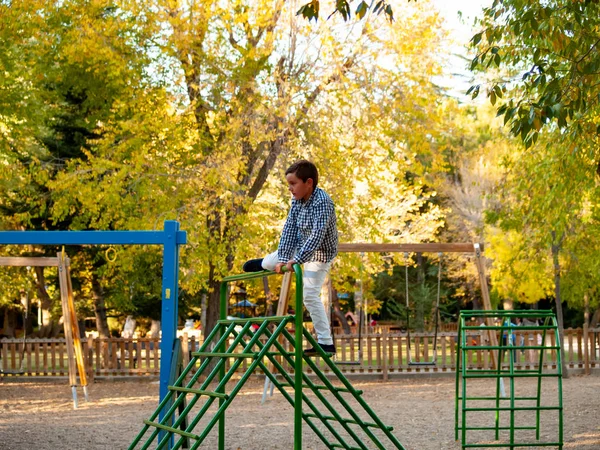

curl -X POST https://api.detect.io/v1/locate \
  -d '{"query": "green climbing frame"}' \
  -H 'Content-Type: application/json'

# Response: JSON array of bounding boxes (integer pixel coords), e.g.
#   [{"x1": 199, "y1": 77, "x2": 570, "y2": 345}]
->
[
  {"x1": 455, "y1": 310, "x2": 563, "y2": 449},
  {"x1": 129, "y1": 265, "x2": 405, "y2": 450}
]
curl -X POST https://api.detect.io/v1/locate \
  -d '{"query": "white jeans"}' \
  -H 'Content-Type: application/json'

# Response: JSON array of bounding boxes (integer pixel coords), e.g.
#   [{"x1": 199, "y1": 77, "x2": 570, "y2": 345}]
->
[{"x1": 262, "y1": 252, "x2": 333, "y2": 345}]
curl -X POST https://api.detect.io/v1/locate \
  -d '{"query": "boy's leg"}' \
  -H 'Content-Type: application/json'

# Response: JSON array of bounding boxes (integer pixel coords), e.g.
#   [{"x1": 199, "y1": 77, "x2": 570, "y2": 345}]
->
[
  {"x1": 242, "y1": 251, "x2": 278, "y2": 272},
  {"x1": 302, "y1": 261, "x2": 333, "y2": 346},
  {"x1": 261, "y1": 251, "x2": 279, "y2": 271}
]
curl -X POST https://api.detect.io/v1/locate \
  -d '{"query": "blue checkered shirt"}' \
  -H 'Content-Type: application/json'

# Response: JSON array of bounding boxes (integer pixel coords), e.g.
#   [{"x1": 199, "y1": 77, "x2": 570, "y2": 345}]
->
[{"x1": 277, "y1": 187, "x2": 338, "y2": 265}]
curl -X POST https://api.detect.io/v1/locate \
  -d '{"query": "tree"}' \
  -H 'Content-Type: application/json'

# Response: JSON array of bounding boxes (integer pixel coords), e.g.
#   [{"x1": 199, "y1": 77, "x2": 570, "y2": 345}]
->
[
  {"x1": 297, "y1": 0, "x2": 395, "y2": 22},
  {"x1": 49, "y1": 0, "x2": 450, "y2": 338},
  {"x1": 469, "y1": 0, "x2": 600, "y2": 149}
]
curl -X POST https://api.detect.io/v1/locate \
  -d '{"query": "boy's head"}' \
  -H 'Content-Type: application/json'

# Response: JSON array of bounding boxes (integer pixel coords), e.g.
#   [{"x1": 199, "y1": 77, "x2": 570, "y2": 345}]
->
[{"x1": 285, "y1": 160, "x2": 318, "y2": 201}]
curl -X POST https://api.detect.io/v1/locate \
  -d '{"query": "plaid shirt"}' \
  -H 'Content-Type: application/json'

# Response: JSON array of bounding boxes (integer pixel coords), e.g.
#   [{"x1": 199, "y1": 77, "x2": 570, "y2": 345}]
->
[{"x1": 277, "y1": 187, "x2": 338, "y2": 264}]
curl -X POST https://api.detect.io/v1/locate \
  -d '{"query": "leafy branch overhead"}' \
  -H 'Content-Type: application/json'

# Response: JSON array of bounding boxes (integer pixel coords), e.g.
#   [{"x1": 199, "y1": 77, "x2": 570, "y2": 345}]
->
[
  {"x1": 469, "y1": 0, "x2": 600, "y2": 148},
  {"x1": 297, "y1": 0, "x2": 399, "y2": 22}
]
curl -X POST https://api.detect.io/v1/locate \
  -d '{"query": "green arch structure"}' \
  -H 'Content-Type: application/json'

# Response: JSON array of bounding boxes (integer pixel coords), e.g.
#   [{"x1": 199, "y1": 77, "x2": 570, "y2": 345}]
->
[
  {"x1": 130, "y1": 266, "x2": 406, "y2": 450},
  {"x1": 455, "y1": 310, "x2": 563, "y2": 449}
]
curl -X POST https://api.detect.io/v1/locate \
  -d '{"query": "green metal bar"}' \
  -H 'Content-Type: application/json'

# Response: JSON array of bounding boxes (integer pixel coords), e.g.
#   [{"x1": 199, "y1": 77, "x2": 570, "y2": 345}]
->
[
  {"x1": 278, "y1": 382, "x2": 362, "y2": 394},
  {"x1": 256, "y1": 325, "x2": 368, "y2": 450},
  {"x1": 509, "y1": 333, "x2": 515, "y2": 450},
  {"x1": 191, "y1": 352, "x2": 256, "y2": 358},
  {"x1": 262, "y1": 324, "x2": 397, "y2": 449},
  {"x1": 455, "y1": 315, "x2": 462, "y2": 441},
  {"x1": 462, "y1": 316, "x2": 469, "y2": 446},
  {"x1": 464, "y1": 310, "x2": 554, "y2": 316},
  {"x1": 160, "y1": 319, "x2": 279, "y2": 450},
  {"x1": 456, "y1": 310, "x2": 563, "y2": 450},
  {"x1": 300, "y1": 328, "x2": 405, "y2": 450},
  {"x1": 463, "y1": 373, "x2": 560, "y2": 379},
  {"x1": 152, "y1": 321, "x2": 256, "y2": 450},
  {"x1": 464, "y1": 426, "x2": 537, "y2": 431},
  {"x1": 292, "y1": 264, "x2": 304, "y2": 450},
  {"x1": 130, "y1": 321, "x2": 236, "y2": 450},
  {"x1": 188, "y1": 318, "x2": 294, "y2": 450},
  {"x1": 463, "y1": 325, "x2": 556, "y2": 331},
  {"x1": 303, "y1": 413, "x2": 394, "y2": 431},
  {"x1": 462, "y1": 444, "x2": 561, "y2": 448},
  {"x1": 217, "y1": 315, "x2": 291, "y2": 324},
  {"x1": 168, "y1": 386, "x2": 228, "y2": 399},
  {"x1": 552, "y1": 315, "x2": 564, "y2": 449},
  {"x1": 250, "y1": 338, "x2": 355, "y2": 450},
  {"x1": 168, "y1": 321, "x2": 263, "y2": 450},
  {"x1": 463, "y1": 345, "x2": 560, "y2": 350},
  {"x1": 458, "y1": 396, "x2": 539, "y2": 401},
  {"x1": 218, "y1": 281, "x2": 228, "y2": 450},
  {"x1": 143, "y1": 420, "x2": 200, "y2": 440},
  {"x1": 464, "y1": 406, "x2": 562, "y2": 412}
]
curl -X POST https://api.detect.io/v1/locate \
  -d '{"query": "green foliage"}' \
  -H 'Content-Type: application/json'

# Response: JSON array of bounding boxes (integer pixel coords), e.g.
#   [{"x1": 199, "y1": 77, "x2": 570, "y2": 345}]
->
[
  {"x1": 372, "y1": 256, "x2": 452, "y2": 329},
  {"x1": 297, "y1": 0, "x2": 396, "y2": 22},
  {"x1": 469, "y1": 0, "x2": 600, "y2": 148}
]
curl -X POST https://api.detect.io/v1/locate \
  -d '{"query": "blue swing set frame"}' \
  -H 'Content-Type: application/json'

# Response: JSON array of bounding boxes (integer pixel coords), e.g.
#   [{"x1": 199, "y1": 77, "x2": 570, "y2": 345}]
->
[{"x1": 0, "y1": 220, "x2": 187, "y2": 408}]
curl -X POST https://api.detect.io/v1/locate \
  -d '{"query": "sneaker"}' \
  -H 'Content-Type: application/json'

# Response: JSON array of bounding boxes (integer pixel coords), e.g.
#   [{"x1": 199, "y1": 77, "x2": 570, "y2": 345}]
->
[
  {"x1": 304, "y1": 343, "x2": 336, "y2": 357},
  {"x1": 242, "y1": 258, "x2": 264, "y2": 272}
]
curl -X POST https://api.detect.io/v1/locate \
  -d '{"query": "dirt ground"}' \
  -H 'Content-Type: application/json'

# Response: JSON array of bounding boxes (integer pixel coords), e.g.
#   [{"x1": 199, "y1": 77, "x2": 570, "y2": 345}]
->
[{"x1": 1, "y1": 374, "x2": 598, "y2": 450}]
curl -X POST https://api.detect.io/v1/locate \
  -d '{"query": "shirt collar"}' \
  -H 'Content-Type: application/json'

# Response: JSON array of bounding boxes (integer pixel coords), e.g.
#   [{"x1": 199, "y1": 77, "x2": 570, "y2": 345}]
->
[{"x1": 300, "y1": 187, "x2": 319, "y2": 206}]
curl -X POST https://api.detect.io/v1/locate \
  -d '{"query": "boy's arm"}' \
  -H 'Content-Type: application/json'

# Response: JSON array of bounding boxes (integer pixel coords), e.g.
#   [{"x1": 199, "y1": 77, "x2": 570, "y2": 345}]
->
[
  {"x1": 294, "y1": 199, "x2": 335, "y2": 264},
  {"x1": 277, "y1": 204, "x2": 298, "y2": 263}
]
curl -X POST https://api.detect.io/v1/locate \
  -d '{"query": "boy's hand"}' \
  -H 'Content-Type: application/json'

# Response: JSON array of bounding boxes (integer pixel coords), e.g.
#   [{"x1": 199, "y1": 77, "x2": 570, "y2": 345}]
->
[{"x1": 275, "y1": 260, "x2": 297, "y2": 273}]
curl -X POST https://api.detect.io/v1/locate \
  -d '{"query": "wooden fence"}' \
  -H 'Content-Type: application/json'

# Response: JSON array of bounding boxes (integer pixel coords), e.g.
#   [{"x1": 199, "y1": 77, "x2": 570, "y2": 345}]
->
[{"x1": 1, "y1": 328, "x2": 599, "y2": 379}]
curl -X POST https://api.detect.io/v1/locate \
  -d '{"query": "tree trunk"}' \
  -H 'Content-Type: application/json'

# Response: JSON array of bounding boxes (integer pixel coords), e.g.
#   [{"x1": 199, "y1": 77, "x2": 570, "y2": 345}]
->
[
  {"x1": 2, "y1": 309, "x2": 17, "y2": 337},
  {"x1": 583, "y1": 292, "x2": 590, "y2": 375},
  {"x1": 262, "y1": 277, "x2": 275, "y2": 317},
  {"x1": 33, "y1": 266, "x2": 56, "y2": 338},
  {"x1": 147, "y1": 320, "x2": 161, "y2": 338},
  {"x1": 590, "y1": 308, "x2": 600, "y2": 328},
  {"x1": 204, "y1": 268, "x2": 222, "y2": 344},
  {"x1": 331, "y1": 285, "x2": 351, "y2": 334},
  {"x1": 551, "y1": 231, "x2": 569, "y2": 378},
  {"x1": 91, "y1": 275, "x2": 110, "y2": 339},
  {"x1": 416, "y1": 253, "x2": 425, "y2": 332},
  {"x1": 200, "y1": 292, "x2": 208, "y2": 337}
]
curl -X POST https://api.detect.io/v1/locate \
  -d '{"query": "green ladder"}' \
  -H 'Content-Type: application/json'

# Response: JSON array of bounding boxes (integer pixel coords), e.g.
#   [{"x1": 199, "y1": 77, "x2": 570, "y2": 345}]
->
[
  {"x1": 129, "y1": 265, "x2": 406, "y2": 450},
  {"x1": 455, "y1": 310, "x2": 563, "y2": 449}
]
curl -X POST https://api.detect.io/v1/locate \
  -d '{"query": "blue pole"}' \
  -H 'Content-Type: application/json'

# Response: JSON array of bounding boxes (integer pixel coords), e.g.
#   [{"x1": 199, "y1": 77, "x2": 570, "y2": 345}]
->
[
  {"x1": 0, "y1": 222, "x2": 188, "y2": 425},
  {"x1": 159, "y1": 221, "x2": 182, "y2": 420}
]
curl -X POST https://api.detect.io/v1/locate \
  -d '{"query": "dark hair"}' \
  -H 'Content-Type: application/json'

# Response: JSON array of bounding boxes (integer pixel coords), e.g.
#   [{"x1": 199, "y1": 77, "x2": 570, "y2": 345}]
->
[{"x1": 285, "y1": 160, "x2": 318, "y2": 188}]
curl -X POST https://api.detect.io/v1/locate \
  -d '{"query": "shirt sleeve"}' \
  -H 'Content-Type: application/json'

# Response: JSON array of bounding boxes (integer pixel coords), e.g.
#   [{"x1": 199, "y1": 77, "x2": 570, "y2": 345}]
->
[
  {"x1": 277, "y1": 203, "x2": 298, "y2": 262},
  {"x1": 294, "y1": 198, "x2": 335, "y2": 264}
]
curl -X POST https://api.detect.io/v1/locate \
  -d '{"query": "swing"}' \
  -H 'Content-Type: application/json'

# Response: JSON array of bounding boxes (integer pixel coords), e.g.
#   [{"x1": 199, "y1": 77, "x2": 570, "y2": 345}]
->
[
  {"x1": 332, "y1": 304, "x2": 364, "y2": 365},
  {"x1": 404, "y1": 252, "x2": 442, "y2": 367},
  {"x1": 0, "y1": 303, "x2": 28, "y2": 375}
]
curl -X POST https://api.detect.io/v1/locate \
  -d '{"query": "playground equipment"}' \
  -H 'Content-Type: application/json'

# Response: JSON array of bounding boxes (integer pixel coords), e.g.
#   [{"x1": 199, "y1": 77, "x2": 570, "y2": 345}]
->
[
  {"x1": 130, "y1": 266, "x2": 406, "y2": 450},
  {"x1": 403, "y1": 251, "x2": 443, "y2": 366},
  {"x1": 0, "y1": 221, "x2": 187, "y2": 409},
  {"x1": 455, "y1": 310, "x2": 563, "y2": 449},
  {"x1": 337, "y1": 242, "x2": 495, "y2": 367},
  {"x1": 0, "y1": 251, "x2": 88, "y2": 407}
]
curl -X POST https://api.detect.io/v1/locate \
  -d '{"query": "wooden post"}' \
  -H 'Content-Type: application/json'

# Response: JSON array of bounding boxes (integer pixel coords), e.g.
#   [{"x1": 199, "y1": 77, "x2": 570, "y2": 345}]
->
[
  {"x1": 473, "y1": 243, "x2": 499, "y2": 370},
  {"x1": 57, "y1": 254, "x2": 79, "y2": 408},
  {"x1": 58, "y1": 253, "x2": 89, "y2": 404},
  {"x1": 584, "y1": 294, "x2": 590, "y2": 375},
  {"x1": 382, "y1": 328, "x2": 388, "y2": 381},
  {"x1": 262, "y1": 272, "x2": 293, "y2": 402}
]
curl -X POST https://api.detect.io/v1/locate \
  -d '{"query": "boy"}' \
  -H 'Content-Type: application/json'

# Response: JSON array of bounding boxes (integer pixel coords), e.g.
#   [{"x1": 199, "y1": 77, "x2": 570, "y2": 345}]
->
[{"x1": 243, "y1": 160, "x2": 338, "y2": 356}]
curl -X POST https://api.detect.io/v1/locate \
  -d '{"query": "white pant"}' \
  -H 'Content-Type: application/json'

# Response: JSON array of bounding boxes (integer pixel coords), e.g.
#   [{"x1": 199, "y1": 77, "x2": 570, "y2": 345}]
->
[{"x1": 262, "y1": 252, "x2": 333, "y2": 345}]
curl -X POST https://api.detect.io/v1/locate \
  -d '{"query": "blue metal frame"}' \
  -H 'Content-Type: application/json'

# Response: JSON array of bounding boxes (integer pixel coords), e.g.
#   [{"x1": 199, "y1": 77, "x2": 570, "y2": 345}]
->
[{"x1": 0, "y1": 220, "x2": 187, "y2": 407}]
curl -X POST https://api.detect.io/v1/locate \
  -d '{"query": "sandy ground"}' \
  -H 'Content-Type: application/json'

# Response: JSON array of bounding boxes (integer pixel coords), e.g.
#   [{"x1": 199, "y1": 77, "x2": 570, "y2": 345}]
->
[{"x1": 1, "y1": 374, "x2": 598, "y2": 450}]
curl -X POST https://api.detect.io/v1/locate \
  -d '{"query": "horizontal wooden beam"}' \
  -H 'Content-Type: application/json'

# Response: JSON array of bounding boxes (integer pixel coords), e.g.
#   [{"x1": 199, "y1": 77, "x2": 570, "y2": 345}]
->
[
  {"x1": 0, "y1": 256, "x2": 60, "y2": 267},
  {"x1": 338, "y1": 243, "x2": 481, "y2": 253}
]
